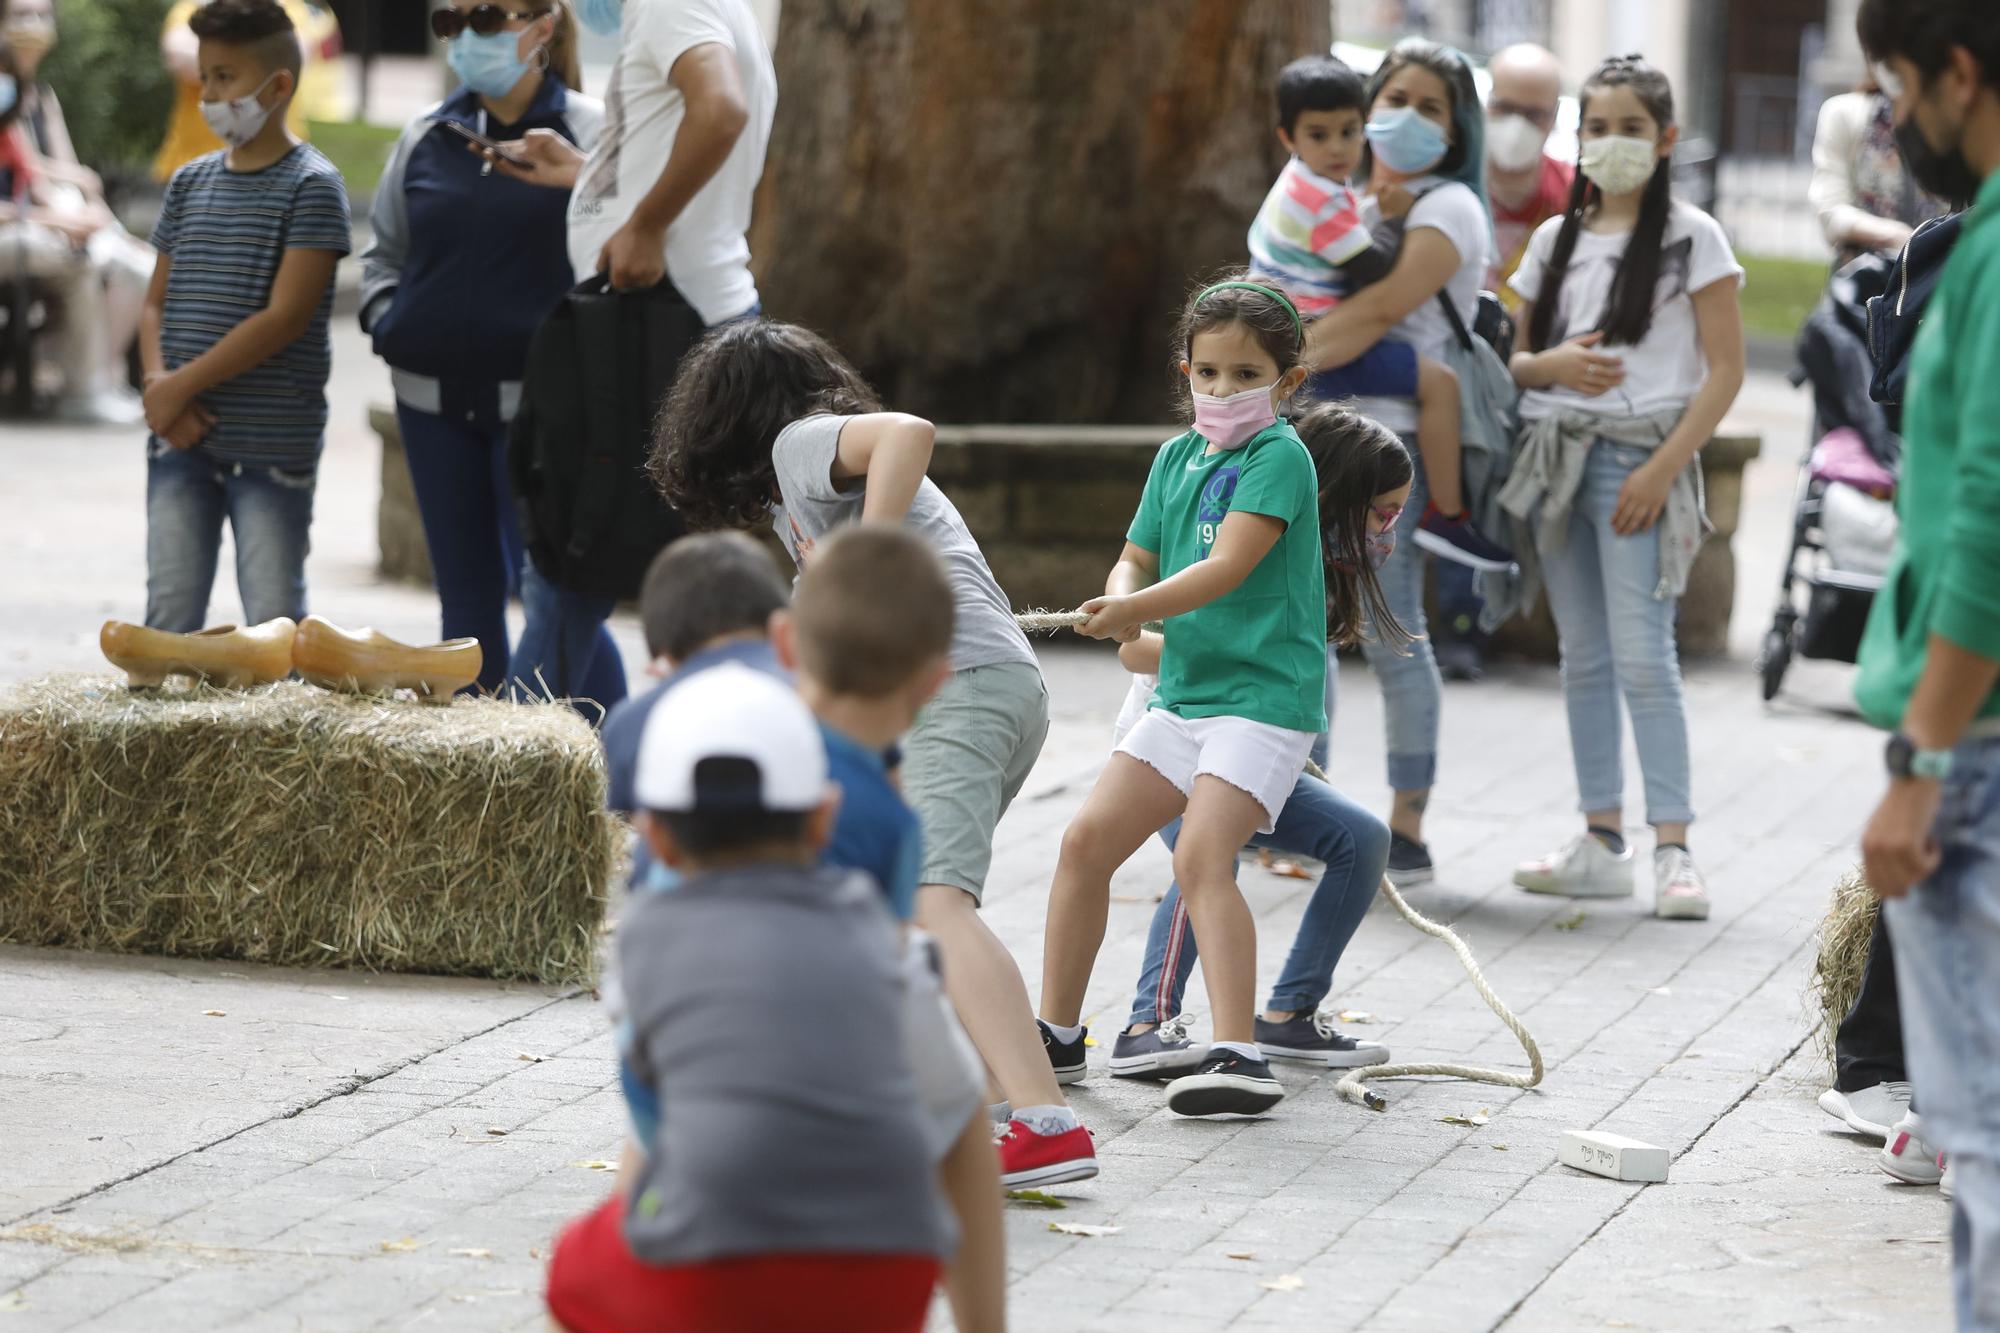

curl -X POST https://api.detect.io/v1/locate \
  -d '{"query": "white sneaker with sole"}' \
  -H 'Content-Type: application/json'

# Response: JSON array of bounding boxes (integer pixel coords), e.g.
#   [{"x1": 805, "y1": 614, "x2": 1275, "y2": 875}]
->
[
  {"x1": 1880, "y1": 1110, "x2": 1945, "y2": 1185},
  {"x1": 1514, "y1": 833, "x2": 1634, "y2": 897},
  {"x1": 1818, "y1": 1081, "x2": 1913, "y2": 1140},
  {"x1": 1654, "y1": 846, "x2": 1711, "y2": 920},
  {"x1": 1942, "y1": 1155, "x2": 1956, "y2": 1201}
]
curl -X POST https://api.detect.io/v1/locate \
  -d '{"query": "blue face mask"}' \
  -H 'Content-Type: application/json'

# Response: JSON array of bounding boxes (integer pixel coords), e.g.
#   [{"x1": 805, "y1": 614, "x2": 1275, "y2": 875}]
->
[
  {"x1": 577, "y1": 0, "x2": 623, "y2": 37},
  {"x1": 0, "y1": 74, "x2": 16, "y2": 118},
  {"x1": 448, "y1": 30, "x2": 537, "y2": 98},
  {"x1": 1366, "y1": 105, "x2": 1450, "y2": 175}
]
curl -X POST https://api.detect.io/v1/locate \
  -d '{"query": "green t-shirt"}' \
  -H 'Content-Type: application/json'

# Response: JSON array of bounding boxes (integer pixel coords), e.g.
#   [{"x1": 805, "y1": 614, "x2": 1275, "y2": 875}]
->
[{"x1": 1127, "y1": 422, "x2": 1327, "y2": 733}]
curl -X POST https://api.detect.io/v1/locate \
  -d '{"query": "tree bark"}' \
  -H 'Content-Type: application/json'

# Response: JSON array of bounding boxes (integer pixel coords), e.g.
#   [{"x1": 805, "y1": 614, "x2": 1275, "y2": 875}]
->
[{"x1": 749, "y1": 1, "x2": 1333, "y2": 423}]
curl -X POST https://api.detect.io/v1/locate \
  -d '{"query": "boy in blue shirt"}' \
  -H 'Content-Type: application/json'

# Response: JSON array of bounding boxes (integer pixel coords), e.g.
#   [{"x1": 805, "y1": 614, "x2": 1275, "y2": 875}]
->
[{"x1": 138, "y1": 0, "x2": 349, "y2": 633}]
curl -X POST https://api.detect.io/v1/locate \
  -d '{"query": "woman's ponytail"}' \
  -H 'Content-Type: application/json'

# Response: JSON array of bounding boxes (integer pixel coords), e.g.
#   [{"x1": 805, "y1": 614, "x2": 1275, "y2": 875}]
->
[{"x1": 547, "y1": 1, "x2": 583, "y2": 92}]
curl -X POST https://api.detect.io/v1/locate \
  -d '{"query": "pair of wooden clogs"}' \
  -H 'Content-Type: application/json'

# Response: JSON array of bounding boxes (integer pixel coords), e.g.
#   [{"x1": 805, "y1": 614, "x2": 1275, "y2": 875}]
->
[{"x1": 98, "y1": 617, "x2": 483, "y2": 702}]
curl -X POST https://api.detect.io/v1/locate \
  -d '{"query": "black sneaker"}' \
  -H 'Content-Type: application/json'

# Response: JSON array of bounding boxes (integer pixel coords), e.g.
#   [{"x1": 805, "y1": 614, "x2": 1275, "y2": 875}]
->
[
  {"x1": 1386, "y1": 833, "x2": 1434, "y2": 887},
  {"x1": 1436, "y1": 634, "x2": 1486, "y2": 683},
  {"x1": 1255, "y1": 1010, "x2": 1391, "y2": 1067},
  {"x1": 1108, "y1": 1015, "x2": 1208, "y2": 1078},
  {"x1": 1165, "y1": 1049, "x2": 1285, "y2": 1117},
  {"x1": 1039, "y1": 1019, "x2": 1088, "y2": 1085}
]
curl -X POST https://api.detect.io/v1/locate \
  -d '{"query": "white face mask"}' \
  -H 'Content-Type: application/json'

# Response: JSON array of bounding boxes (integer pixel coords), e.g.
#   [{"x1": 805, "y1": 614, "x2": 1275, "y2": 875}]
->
[
  {"x1": 1486, "y1": 113, "x2": 1548, "y2": 172},
  {"x1": 1579, "y1": 134, "x2": 1660, "y2": 196},
  {"x1": 200, "y1": 72, "x2": 279, "y2": 148}
]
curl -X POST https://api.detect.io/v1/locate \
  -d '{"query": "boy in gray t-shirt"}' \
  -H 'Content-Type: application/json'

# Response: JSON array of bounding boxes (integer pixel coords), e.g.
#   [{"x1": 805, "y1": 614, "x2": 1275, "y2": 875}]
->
[{"x1": 546, "y1": 664, "x2": 999, "y2": 1333}]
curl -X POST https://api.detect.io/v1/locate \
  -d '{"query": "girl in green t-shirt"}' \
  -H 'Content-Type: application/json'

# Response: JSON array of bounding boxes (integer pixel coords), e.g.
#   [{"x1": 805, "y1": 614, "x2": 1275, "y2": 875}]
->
[{"x1": 1038, "y1": 279, "x2": 1353, "y2": 1118}]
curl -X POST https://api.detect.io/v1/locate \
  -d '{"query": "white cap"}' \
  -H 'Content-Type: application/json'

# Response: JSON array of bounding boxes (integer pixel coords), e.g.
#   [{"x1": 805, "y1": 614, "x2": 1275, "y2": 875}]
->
[{"x1": 633, "y1": 664, "x2": 828, "y2": 813}]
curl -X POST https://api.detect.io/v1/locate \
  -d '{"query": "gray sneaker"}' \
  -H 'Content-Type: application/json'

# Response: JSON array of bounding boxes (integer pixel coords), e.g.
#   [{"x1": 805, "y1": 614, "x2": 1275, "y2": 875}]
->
[
  {"x1": 1108, "y1": 1015, "x2": 1208, "y2": 1078},
  {"x1": 1386, "y1": 833, "x2": 1434, "y2": 887},
  {"x1": 1817, "y1": 1081, "x2": 1912, "y2": 1141},
  {"x1": 1255, "y1": 1009, "x2": 1390, "y2": 1068}
]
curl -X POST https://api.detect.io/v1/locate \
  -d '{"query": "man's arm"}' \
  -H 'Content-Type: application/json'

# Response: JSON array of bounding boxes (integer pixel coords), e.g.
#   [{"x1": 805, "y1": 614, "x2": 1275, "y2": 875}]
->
[{"x1": 599, "y1": 42, "x2": 749, "y2": 290}]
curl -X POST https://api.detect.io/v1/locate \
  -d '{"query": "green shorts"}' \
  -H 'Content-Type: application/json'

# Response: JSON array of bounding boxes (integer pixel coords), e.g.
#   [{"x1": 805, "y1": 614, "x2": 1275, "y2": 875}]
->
[{"x1": 901, "y1": 660, "x2": 1049, "y2": 905}]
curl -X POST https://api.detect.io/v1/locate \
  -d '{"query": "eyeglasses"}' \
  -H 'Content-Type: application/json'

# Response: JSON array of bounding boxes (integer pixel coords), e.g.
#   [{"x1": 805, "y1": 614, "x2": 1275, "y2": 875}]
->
[
  {"x1": 1370, "y1": 503, "x2": 1405, "y2": 530},
  {"x1": 1486, "y1": 97, "x2": 1556, "y2": 131},
  {"x1": 430, "y1": 5, "x2": 549, "y2": 39}
]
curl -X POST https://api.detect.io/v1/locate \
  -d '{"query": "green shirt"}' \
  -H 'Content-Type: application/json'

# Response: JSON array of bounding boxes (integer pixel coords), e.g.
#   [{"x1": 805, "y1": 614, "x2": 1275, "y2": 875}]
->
[
  {"x1": 1855, "y1": 172, "x2": 2000, "y2": 731},
  {"x1": 1127, "y1": 422, "x2": 1327, "y2": 733}
]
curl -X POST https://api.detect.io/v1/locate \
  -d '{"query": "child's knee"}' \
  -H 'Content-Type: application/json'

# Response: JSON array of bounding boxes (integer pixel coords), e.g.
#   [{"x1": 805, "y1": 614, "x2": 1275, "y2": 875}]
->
[{"x1": 1170, "y1": 838, "x2": 1243, "y2": 896}]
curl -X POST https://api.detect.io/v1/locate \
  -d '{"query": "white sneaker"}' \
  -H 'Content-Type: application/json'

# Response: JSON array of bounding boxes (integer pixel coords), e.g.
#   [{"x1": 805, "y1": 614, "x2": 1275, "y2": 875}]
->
[
  {"x1": 1941, "y1": 1155, "x2": 1956, "y2": 1201},
  {"x1": 1880, "y1": 1110, "x2": 1945, "y2": 1185},
  {"x1": 1514, "y1": 833, "x2": 1634, "y2": 897},
  {"x1": 54, "y1": 387, "x2": 145, "y2": 427},
  {"x1": 1653, "y1": 846, "x2": 1711, "y2": 920},
  {"x1": 1818, "y1": 1081, "x2": 1914, "y2": 1140}
]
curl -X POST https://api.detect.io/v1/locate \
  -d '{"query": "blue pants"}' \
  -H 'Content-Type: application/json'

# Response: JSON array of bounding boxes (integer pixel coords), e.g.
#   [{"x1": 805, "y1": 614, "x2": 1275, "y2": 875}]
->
[
  {"x1": 144, "y1": 439, "x2": 316, "y2": 632},
  {"x1": 512, "y1": 562, "x2": 627, "y2": 719},
  {"x1": 1126, "y1": 772, "x2": 1390, "y2": 1027},
  {"x1": 395, "y1": 403, "x2": 524, "y2": 694},
  {"x1": 1538, "y1": 439, "x2": 1693, "y2": 826},
  {"x1": 1885, "y1": 734, "x2": 2000, "y2": 1331},
  {"x1": 1315, "y1": 438, "x2": 1441, "y2": 789}
]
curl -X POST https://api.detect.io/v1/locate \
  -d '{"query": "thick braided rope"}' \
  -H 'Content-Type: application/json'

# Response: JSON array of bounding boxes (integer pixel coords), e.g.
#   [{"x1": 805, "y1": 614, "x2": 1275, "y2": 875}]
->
[{"x1": 1013, "y1": 608, "x2": 1546, "y2": 1110}]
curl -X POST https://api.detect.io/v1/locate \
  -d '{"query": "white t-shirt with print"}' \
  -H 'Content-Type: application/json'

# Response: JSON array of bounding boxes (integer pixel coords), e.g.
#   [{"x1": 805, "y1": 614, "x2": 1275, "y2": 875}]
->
[
  {"x1": 1347, "y1": 177, "x2": 1491, "y2": 435},
  {"x1": 567, "y1": 0, "x2": 776, "y2": 325},
  {"x1": 1510, "y1": 199, "x2": 1744, "y2": 422}
]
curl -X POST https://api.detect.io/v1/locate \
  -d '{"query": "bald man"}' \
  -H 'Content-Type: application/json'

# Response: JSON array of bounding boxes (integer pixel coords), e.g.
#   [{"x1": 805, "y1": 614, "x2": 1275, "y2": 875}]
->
[{"x1": 1483, "y1": 43, "x2": 1574, "y2": 303}]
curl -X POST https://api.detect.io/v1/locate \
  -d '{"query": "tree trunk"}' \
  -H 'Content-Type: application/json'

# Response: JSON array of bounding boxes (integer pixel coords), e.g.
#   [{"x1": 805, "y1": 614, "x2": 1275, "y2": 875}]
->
[{"x1": 749, "y1": 1, "x2": 1333, "y2": 423}]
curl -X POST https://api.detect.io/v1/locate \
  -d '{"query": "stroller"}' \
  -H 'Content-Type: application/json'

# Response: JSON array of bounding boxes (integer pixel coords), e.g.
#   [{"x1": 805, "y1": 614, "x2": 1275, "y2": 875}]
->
[{"x1": 1757, "y1": 253, "x2": 1902, "y2": 701}]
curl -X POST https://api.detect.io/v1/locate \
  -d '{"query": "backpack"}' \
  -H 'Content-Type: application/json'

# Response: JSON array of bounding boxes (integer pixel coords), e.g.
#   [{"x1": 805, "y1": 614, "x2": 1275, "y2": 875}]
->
[
  {"x1": 1433, "y1": 287, "x2": 1525, "y2": 625},
  {"x1": 508, "y1": 275, "x2": 707, "y2": 604},
  {"x1": 1867, "y1": 210, "x2": 1963, "y2": 407}
]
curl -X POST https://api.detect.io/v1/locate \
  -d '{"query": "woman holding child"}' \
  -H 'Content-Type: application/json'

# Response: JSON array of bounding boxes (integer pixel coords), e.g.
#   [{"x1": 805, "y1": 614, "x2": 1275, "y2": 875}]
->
[{"x1": 1303, "y1": 38, "x2": 1493, "y2": 888}]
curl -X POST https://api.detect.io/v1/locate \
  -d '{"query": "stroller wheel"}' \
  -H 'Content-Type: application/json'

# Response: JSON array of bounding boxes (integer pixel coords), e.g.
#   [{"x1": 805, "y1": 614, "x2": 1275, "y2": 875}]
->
[{"x1": 1758, "y1": 626, "x2": 1793, "y2": 701}]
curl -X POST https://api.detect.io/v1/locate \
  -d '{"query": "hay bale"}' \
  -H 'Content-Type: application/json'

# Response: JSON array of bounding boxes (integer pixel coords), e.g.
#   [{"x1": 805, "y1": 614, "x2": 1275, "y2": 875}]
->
[
  {"x1": 1808, "y1": 865, "x2": 1879, "y2": 1073},
  {"x1": 0, "y1": 675, "x2": 620, "y2": 984}
]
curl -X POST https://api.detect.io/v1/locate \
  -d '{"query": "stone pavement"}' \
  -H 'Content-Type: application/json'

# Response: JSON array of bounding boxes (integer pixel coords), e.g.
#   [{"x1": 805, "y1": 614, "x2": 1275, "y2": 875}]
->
[{"x1": 0, "y1": 337, "x2": 1954, "y2": 1331}]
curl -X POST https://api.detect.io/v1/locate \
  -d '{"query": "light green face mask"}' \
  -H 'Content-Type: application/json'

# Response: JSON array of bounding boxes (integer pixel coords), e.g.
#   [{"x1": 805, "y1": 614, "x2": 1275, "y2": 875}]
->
[{"x1": 1579, "y1": 135, "x2": 1660, "y2": 196}]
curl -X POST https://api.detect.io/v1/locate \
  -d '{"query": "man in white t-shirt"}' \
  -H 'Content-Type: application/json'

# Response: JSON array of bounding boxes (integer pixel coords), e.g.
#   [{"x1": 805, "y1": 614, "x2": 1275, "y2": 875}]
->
[{"x1": 498, "y1": 0, "x2": 775, "y2": 320}]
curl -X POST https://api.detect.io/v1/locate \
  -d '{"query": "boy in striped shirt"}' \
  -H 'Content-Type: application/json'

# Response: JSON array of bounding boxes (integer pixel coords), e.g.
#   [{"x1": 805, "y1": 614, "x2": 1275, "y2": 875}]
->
[
  {"x1": 1249, "y1": 54, "x2": 1508, "y2": 572},
  {"x1": 137, "y1": 0, "x2": 349, "y2": 632}
]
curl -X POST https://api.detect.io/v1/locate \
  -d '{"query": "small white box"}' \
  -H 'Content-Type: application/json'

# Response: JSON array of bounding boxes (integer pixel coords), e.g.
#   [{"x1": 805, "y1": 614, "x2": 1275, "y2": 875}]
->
[{"x1": 1559, "y1": 1129, "x2": 1670, "y2": 1183}]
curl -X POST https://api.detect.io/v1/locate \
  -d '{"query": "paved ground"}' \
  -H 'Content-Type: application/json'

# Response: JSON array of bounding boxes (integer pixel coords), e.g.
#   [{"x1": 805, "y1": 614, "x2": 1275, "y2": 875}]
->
[{"x1": 0, "y1": 338, "x2": 1954, "y2": 1331}]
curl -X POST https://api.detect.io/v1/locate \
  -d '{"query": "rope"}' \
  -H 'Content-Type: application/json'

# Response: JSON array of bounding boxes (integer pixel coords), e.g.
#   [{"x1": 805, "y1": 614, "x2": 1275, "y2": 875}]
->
[{"x1": 1014, "y1": 597, "x2": 1546, "y2": 1113}]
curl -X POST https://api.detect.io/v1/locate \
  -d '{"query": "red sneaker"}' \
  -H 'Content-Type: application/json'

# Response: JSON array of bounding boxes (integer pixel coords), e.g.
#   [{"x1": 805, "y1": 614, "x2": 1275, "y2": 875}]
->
[{"x1": 997, "y1": 1120, "x2": 1098, "y2": 1188}]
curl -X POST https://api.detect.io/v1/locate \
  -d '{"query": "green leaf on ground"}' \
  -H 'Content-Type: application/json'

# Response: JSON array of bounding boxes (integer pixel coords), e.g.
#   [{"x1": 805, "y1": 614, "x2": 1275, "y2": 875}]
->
[
  {"x1": 1005, "y1": 1189, "x2": 1066, "y2": 1208},
  {"x1": 1554, "y1": 910, "x2": 1587, "y2": 931}
]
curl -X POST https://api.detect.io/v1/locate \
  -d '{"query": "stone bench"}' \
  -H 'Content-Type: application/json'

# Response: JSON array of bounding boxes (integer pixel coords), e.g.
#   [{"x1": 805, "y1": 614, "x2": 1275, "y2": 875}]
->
[{"x1": 371, "y1": 409, "x2": 1761, "y2": 660}]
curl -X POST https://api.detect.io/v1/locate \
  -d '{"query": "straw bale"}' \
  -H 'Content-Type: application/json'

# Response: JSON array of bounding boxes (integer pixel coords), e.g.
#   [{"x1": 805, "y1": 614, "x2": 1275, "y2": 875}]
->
[
  {"x1": 1808, "y1": 865, "x2": 1879, "y2": 1073},
  {"x1": 0, "y1": 675, "x2": 620, "y2": 984}
]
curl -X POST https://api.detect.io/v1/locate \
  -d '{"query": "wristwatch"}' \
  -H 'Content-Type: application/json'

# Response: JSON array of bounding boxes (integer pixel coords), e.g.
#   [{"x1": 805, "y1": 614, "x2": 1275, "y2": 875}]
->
[{"x1": 1886, "y1": 732, "x2": 1954, "y2": 781}]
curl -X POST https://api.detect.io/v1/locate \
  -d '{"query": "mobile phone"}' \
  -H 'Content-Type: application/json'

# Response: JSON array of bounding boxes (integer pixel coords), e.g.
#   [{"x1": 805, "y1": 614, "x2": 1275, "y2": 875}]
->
[{"x1": 435, "y1": 119, "x2": 532, "y2": 170}]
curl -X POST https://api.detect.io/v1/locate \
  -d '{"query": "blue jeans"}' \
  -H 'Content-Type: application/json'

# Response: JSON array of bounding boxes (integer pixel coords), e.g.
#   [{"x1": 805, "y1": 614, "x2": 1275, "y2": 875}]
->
[
  {"x1": 511, "y1": 562, "x2": 627, "y2": 719},
  {"x1": 396, "y1": 403, "x2": 524, "y2": 694},
  {"x1": 1315, "y1": 437, "x2": 1441, "y2": 790},
  {"x1": 1126, "y1": 772, "x2": 1390, "y2": 1027},
  {"x1": 1537, "y1": 439, "x2": 1694, "y2": 826},
  {"x1": 144, "y1": 440, "x2": 316, "y2": 632},
  {"x1": 1885, "y1": 733, "x2": 2000, "y2": 1331}
]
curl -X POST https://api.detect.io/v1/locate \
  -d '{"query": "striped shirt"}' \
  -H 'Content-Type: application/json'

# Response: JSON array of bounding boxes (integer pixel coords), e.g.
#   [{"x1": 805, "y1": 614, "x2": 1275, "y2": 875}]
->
[
  {"x1": 151, "y1": 145, "x2": 351, "y2": 466},
  {"x1": 1247, "y1": 157, "x2": 1374, "y2": 317}
]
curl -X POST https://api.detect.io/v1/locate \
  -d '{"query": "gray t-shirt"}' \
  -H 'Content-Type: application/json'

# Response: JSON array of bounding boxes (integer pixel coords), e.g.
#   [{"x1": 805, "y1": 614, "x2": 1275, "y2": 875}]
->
[
  {"x1": 771, "y1": 413, "x2": 1039, "y2": 673},
  {"x1": 619, "y1": 864, "x2": 953, "y2": 1264}
]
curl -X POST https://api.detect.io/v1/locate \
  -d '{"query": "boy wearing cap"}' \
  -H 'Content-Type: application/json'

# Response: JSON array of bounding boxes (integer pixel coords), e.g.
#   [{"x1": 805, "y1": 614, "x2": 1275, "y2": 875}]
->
[{"x1": 549, "y1": 664, "x2": 999, "y2": 1333}]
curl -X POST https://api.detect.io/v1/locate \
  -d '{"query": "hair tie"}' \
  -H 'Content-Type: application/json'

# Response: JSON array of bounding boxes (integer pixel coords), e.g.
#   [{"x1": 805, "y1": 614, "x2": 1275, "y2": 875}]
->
[{"x1": 1196, "y1": 281, "x2": 1304, "y2": 344}]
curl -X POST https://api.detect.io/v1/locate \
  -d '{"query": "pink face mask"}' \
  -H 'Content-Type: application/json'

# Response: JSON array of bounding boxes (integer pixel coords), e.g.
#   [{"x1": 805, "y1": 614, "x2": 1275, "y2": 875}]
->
[{"x1": 1191, "y1": 384, "x2": 1278, "y2": 450}]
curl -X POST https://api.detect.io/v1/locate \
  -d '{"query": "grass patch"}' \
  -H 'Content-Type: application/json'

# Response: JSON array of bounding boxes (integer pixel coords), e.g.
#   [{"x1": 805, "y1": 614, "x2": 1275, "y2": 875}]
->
[
  {"x1": 307, "y1": 118, "x2": 404, "y2": 202},
  {"x1": 1740, "y1": 253, "x2": 1831, "y2": 342}
]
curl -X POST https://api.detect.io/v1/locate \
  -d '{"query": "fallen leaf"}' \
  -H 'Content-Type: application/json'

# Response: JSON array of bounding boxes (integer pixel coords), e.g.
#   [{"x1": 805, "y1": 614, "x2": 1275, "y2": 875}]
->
[
  {"x1": 1225, "y1": 1250, "x2": 1257, "y2": 1260},
  {"x1": 1554, "y1": 910, "x2": 1587, "y2": 931},
  {"x1": 529, "y1": 1247, "x2": 546, "y2": 1261},
  {"x1": 379, "y1": 1238, "x2": 425, "y2": 1253},
  {"x1": 1336, "y1": 1010, "x2": 1375, "y2": 1024},
  {"x1": 485, "y1": 1127, "x2": 508, "y2": 1137},
  {"x1": 1047, "y1": 1222, "x2": 1120, "y2": 1237},
  {"x1": 1492, "y1": 1144, "x2": 1511, "y2": 1152},
  {"x1": 447, "y1": 1247, "x2": 494, "y2": 1259},
  {"x1": 1260, "y1": 1274, "x2": 1306, "y2": 1292},
  {"x1": 515, "y1": 1052, "x2": 545, "y2": 1063},
  {"x1": 0, "y1": 1291, "x2": 25, "y2": 1313},
  {"x1": 202, "y1": 1009, "x2": 226, "y2": 1017},
  {"x1": 1082, "y1": 1036, "x2": 1098, "y2": 1048},
  {"x1": 1441, "y1": 1113, "x2": 1491, "y2": 1127},
  {"x1": 1004, "y1": 1189, "x2": 1066, "y2": 1209},
  {"x1": 571, "y1": 1160, "x2": 617, "y2": 1171}
]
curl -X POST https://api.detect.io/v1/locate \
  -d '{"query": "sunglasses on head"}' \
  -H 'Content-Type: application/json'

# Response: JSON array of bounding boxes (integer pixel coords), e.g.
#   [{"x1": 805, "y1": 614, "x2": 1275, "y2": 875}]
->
[{"x1": 430, "y1": 5, "x2": 549, "y2": 39}]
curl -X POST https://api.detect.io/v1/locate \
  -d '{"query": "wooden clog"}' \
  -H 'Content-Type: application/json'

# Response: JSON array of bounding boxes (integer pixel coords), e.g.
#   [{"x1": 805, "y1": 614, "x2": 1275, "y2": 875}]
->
[
  {"x1": 292, "y1": 616, "x2": 482, "y2": 703},
  {"x1": 100, "y1": 619, "x2": 298, "y2": 689}
]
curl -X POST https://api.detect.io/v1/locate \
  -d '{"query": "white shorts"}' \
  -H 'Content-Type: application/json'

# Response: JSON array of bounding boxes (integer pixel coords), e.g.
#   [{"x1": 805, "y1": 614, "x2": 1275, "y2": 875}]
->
[{"x1": 1116, "y1": 709, "x2": 1315, "y2": 835}]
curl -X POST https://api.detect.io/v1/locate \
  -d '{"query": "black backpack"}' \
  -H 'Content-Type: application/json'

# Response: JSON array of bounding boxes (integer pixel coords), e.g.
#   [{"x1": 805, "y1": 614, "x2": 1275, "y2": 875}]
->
[
  {"x1": 1868, "y1": 210, "x2": 1963, "y2": 408},
  {"x1": 508, "y1": 275, "x2": 707, "y2": 604}
]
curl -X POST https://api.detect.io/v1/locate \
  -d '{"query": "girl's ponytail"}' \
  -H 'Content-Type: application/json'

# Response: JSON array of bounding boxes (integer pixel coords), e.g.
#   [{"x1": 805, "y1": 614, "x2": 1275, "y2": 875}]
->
[{"x1": 1292, "y1": 404, "x2": 1414, "y2": 650}]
